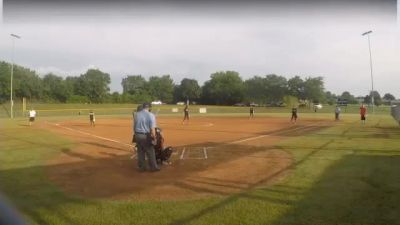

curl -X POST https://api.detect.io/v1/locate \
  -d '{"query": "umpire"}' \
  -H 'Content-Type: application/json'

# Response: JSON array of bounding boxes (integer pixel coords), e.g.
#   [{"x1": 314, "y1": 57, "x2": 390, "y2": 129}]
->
[{"x1": 133, "y1": 102, "x2": 160, "y2": 172}]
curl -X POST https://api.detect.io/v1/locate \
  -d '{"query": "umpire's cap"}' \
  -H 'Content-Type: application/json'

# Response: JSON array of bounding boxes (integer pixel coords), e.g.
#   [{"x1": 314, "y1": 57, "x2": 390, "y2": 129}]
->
[{"x1": 142, "y1": 102, "x2": 152, "y2": 109}]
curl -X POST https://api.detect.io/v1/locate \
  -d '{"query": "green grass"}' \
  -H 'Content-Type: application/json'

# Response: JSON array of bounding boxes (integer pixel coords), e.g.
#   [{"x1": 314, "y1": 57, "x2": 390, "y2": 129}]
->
[{"x1": 1, "y1": 114, "x2": 400, "y2": 225}]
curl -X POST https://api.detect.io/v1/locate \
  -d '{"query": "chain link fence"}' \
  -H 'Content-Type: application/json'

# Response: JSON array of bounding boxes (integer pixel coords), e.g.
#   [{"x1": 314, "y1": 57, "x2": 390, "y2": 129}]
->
[{"x1": 391, "y1": 105, "x2": 400, "y2": 125}]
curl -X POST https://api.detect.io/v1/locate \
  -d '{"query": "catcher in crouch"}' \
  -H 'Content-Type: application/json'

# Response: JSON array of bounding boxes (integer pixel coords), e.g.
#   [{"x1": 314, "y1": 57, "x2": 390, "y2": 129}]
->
[{"x1": 131, "y1": 127, "x2": 173, "y2": 165}]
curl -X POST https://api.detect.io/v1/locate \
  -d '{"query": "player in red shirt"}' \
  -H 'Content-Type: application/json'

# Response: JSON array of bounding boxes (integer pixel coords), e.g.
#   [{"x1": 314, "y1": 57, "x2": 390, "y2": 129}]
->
[{"x1": 360, "y1": 104, "x2": 367, "y2": 124}]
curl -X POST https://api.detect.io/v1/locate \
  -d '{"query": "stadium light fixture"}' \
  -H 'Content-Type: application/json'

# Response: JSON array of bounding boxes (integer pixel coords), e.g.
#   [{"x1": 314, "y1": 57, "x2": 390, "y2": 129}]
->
[
  {"x1": 10, "y1": 33, "x2": 21, "y2": 119},
  {"x1": 362, "y1": 30, "x2": 374, "y2": 114}
]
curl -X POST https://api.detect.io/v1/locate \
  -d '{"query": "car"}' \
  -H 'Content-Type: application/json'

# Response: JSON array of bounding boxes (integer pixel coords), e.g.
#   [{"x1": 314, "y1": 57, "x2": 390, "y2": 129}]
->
[
  {"x1": 314, "y1": 103, "x2": 323, "y2": 109},
  {"x1": 151, "y1": 100, "x2": 163, "y2": 105},
  {"x1": 249, "y1": 103, "x2": 259, "y2": 107},
  {"x1": 176, "y1": 102, "x2": 185, "y2": 105},
  {"x1": 234, "y1": 103, "x2": 246, "y2": 107}
]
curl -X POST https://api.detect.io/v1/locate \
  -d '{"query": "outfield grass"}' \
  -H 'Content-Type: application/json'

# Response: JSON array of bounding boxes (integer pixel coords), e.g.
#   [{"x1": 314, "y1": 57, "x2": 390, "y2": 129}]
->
[
  {"x1": 1, "y1": 114, "x2": 400, "y2": 225},
  {"x1": 0, "y1": 102, "x2": 393, "y2": 118}
]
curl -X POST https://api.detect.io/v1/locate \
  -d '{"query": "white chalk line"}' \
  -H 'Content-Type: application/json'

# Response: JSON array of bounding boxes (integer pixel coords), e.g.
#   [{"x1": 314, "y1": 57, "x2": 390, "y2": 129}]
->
[
  {"x1": 203, "y1": 123, "x2": 214, "y2": 127},
  {"x1": 228, "y1": 122, "x2": 325, "y2": 145},
  {"x1": 179, "y1": 147, "x2": 209, "y2": 160},
  {"x1": 158, "y1": 122, "x2": 214, "y2": 127},
  {"x1": 50, "y1": 121, "x2": 324, "y2": 161},
  {"x1": 180, "y1": 147, "x2": 186, "y2": 159},
  {"x1": 47, "y1": 122, "x2": 136, "y2": 157},
  {"x1": 177, "y1": 123, "x2": 323, "y2": 160},
  {"x1": 203, "y1": 147, "x2": 208, "y2": 159},
  {"x1": 230, "y1": 135, "x2": 270, "y2": 144}
]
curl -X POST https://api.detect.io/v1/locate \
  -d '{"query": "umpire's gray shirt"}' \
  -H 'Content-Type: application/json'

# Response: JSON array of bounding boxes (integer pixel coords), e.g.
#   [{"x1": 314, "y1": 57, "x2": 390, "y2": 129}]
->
[{"x1": 134, "y1": 110, "x2": 156, "y2": 134}]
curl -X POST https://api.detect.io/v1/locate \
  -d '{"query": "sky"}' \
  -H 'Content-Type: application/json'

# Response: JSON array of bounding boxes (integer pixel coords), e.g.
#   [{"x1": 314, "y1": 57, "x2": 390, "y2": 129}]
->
[{"x1": 0, "y1": 0, "x2": 399, "y2": 97}]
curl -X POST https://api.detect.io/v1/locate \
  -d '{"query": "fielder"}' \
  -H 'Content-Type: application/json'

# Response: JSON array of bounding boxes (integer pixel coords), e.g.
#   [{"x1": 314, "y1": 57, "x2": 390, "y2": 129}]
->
[
  {"x1": 89, "y1": 110, "x2": 95, "y2": 127},
  {"x1": 182, "y1": 104, "x2": 189, "y2": 124},
  {"x1": 249, "y1": 106, "x2": 255, "y2": 118},
  {"x1": 291, "y1": 107, "x2": 298, "y2": 123},
  {"x1": 28, "y1": 109, "x2": 36, "y2": 126},
  {"x1": 360, "y1": 104, "x2": 367, "y2": 125}
]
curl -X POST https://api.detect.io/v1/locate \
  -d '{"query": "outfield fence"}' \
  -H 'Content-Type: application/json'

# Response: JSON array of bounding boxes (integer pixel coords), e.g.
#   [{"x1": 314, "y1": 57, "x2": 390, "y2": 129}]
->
[{"x1": 391, "y1": 105, "x2": 400, "y2": 125}]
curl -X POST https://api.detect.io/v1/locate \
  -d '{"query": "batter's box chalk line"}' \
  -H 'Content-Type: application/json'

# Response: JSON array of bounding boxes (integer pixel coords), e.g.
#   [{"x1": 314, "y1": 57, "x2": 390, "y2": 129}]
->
[{"x1": 180, "y1": 146, "x2": 213, "y2": 160}]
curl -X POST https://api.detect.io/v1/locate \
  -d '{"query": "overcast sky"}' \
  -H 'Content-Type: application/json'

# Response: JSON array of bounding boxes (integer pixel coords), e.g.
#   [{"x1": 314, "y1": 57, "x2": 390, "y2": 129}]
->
[{"x1": 0, "y1": 0, "x2": 399, "y2": 97}]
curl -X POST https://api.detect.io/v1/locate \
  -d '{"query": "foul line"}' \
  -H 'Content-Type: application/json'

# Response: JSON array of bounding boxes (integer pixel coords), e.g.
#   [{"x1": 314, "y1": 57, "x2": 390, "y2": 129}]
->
[
  {"x1": 228, "y1": 122, "x2": 324, "y2": 145},
  {"x1": 47, "y1": 122, "x2": 134, "y2": 149},
  {"x1": 177, "y1": 122, "x2": 326, "y2": 160},
  {"x1": 203, "y1": 147, "x2": 208, "y2": 159},
  {"x1": 180, "y1": 147, "x2": 186, "y2": 159},
  {"x1": 230, "y1": 134, "x2": 270, "y2": 144}
]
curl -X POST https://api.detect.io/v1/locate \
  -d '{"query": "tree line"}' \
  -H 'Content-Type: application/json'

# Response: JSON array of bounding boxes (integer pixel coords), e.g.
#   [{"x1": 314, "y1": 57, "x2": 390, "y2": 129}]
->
[{"x1": 0, "y1": 61, "x2": 395, "y2": 106}]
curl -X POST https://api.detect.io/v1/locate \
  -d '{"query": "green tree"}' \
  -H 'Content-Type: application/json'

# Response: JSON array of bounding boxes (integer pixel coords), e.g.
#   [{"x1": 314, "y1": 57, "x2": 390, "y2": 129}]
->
[
  {"x1": 42, "y1": 74, "x2": 69, "y2": 102},
  {"x1": 364, "y1": 95, "x2": 371, "y2": 104},
  {"x1": 383, "y1": 93, "x2": 395, "y2": 101},
  {"x1": 0, "y1": 61, "x2": 43, "y2": 102},
  {"x1": 0, "y1": 62, "x2": 11, "y2": 102},
  {"x1": 175, "y1": 78, "x2": 201, "y2": 102},
  {"x1": 340, "y1": 91, "x2": 358, "y2": 104},
  {"x1": 79, "y1": 69, "x2": 111, "y2": 103},
  {"x1": 121, "y1": 75, "x2": 147, "y2": 95},
  {"x1": 370, "y1": 90, "x2": 382, "y2": 106},
  {"x1": 324, "y1": 91, "x2": 337, "y2": 105},
  {"x1": 147, "y1": 75, "x2": 174, "y2": 103},
  {"x1": 202, "y1": 71, "x2": 245, "y2": 105},
  {"x1": 264, "y1": 74, "x2": 288, "y2": 103},
  {"x1": 288, "y1": 76, "x2": 306, "y2": 100},
  {"x1": 303, "y1": 77, "x2": 325, "y2": 103},
  {"x1": 244, "y1": 76, "x2": 266, "y2": 104},
  {"x1": 12, "y1": 64, "x2": 42, "y2": 102},
  {"x1": 65, "y1": 76, "x2": 79, "y2": 97}
]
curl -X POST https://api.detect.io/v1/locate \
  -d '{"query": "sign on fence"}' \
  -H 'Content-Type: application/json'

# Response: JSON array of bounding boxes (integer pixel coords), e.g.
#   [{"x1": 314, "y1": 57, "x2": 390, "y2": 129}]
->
[
  {"x1": 199, "y1": 108, "x2": 207, "y2": 113},
  {"x1": 172, "y1": 108, "x2": 179, "y2": 113}
]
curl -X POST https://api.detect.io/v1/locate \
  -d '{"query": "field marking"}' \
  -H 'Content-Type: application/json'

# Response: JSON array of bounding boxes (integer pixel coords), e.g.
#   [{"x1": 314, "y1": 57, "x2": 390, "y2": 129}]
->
[
  {"x1": 49, "y1": 121, "x2": 325, "y2": 161},
  {"x1": 230, "y1": 135, "x2": 270, "y2": 144},
  {"x1": 203, "y1": 147, "x2": 208, "y2": 159},
  {"x1": 47, "y1": 122, "x2": 135, "y2": 157},
  {"x1": 177, "y1": 123, "x2": 324, "y2": 159},
  {"x1": 180, "y1": 147, "x2": 209, "y2": 160},
  {"x1": 228, "y1": 123, "x2": 324, "y2": 145},
  {"x1": 158, "y1": 122, "x2": 214, "y2": 127},
  {"x1": 203, "y1": 123, "x2": 214, "y2": 127},
  {"x1": 180, "y1": 147, "x2": 186, "y2": 159}
]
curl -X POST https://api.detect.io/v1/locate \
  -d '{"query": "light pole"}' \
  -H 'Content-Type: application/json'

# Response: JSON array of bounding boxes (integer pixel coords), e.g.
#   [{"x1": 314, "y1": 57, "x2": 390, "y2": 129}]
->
[
  {"x1": 10, "y1": 33, "x2": 21, "y2": 119},
  {"x1": 362, "y1": 30, "x2": 374, "y2": 114}
]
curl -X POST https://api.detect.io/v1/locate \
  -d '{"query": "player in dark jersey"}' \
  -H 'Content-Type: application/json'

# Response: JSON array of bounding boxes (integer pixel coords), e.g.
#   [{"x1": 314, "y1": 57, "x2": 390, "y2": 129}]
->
[
  {"x1": 89, "y1": 110, "x2": 95, "y2": 127},
  {"x1": 249, "y1": 106, "x2": 255, "y2": 118},
  {"x1": 291, "y1": 107, "x2": 298, "y2": 123},
  {"x1": 182, "y1": 105, "x2": 189, "y2": 124}
]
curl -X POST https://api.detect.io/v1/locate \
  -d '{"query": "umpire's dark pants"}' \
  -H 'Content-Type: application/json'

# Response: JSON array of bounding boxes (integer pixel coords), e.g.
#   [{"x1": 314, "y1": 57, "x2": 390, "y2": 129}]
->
[{"x1": 135, "y1": 133, "x2": 159, "y2": 171}]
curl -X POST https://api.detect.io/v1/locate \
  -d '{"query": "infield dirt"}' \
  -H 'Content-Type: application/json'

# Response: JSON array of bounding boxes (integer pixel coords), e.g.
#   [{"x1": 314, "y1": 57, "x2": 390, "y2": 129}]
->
[{"x1": 42, "y1": 116, "x2": 331, "y2": 200}]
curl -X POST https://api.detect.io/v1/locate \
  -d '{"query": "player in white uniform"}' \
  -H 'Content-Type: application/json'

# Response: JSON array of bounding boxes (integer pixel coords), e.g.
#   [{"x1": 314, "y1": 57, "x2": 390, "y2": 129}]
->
[{"x1": 29, "y1": 109, "x2": 36, "y2": 126}]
